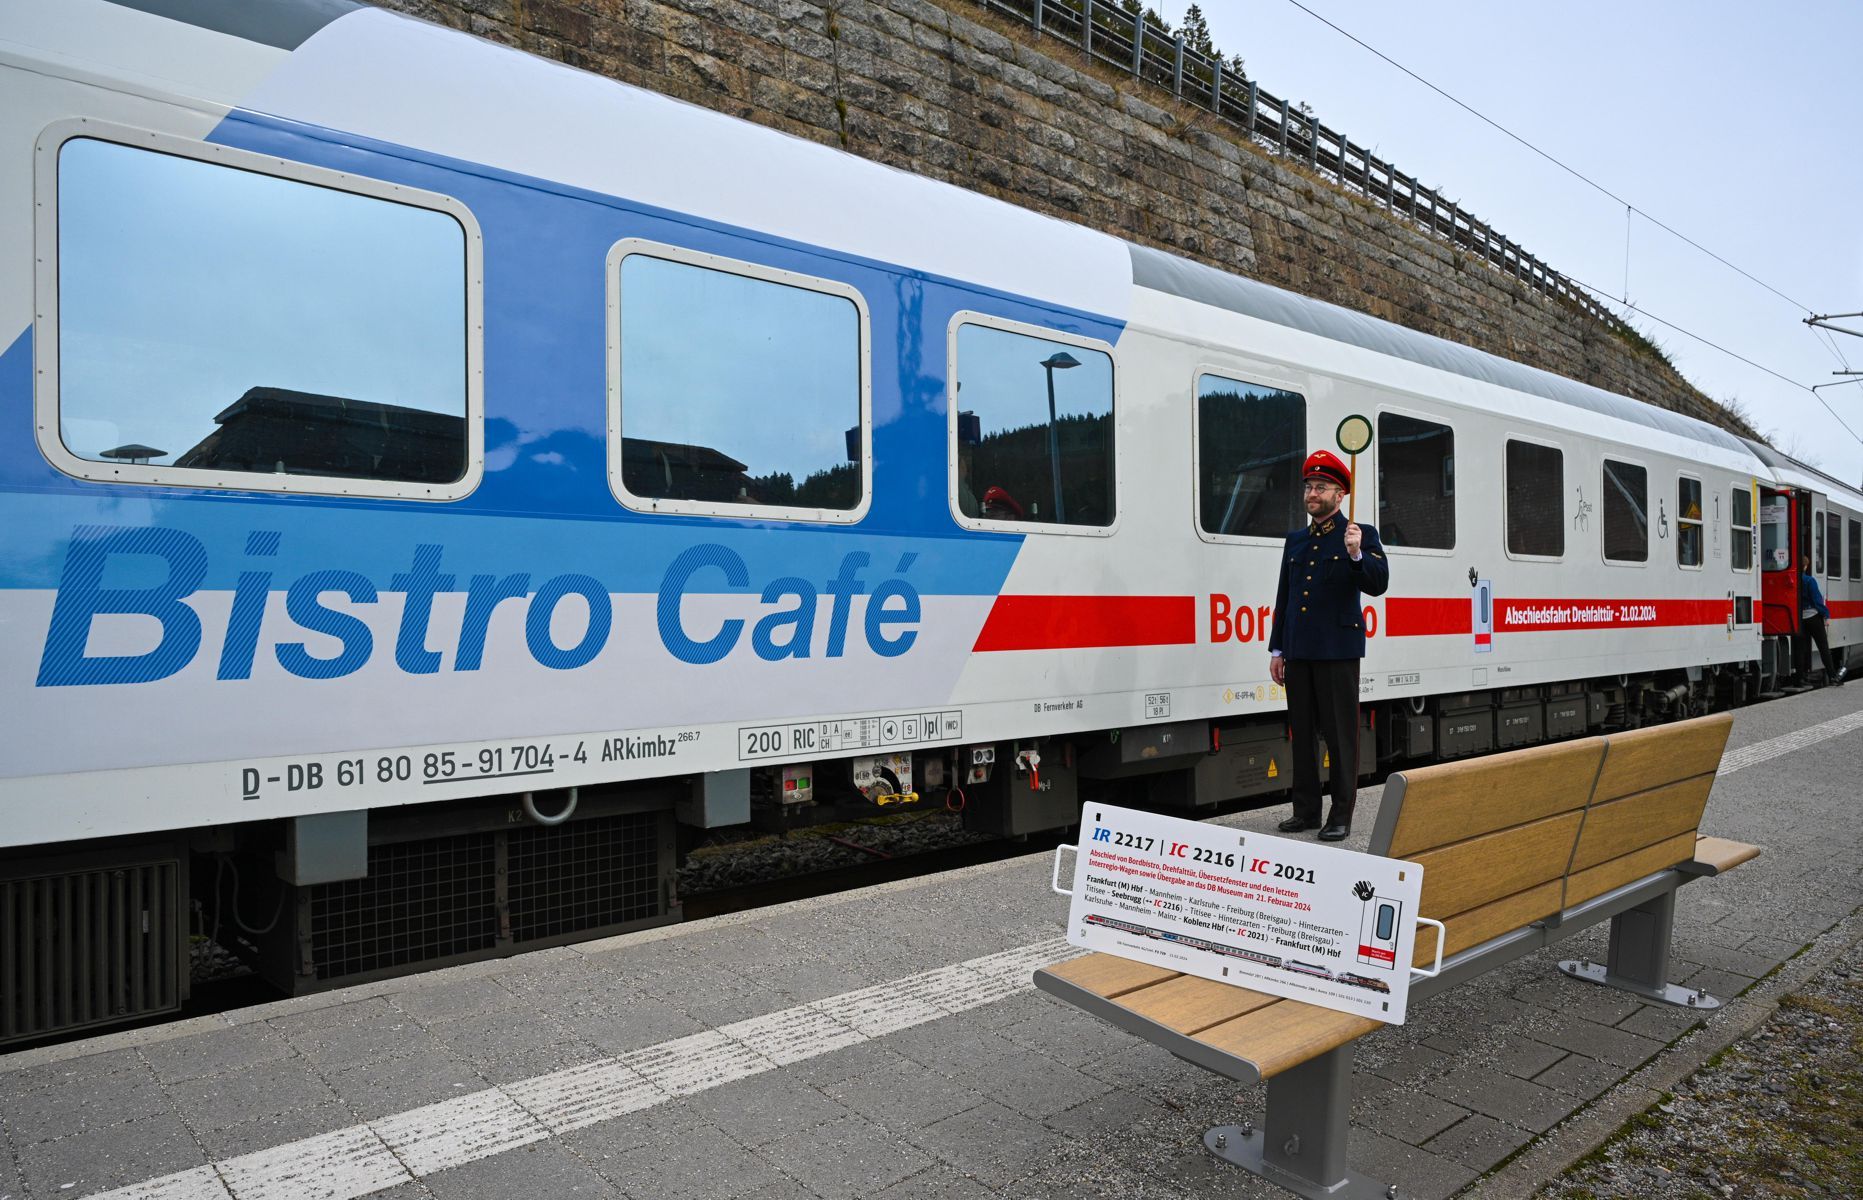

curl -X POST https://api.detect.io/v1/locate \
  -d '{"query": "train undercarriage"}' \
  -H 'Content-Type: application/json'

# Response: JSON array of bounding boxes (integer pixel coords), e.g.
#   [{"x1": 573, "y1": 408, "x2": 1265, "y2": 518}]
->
[{"x1": 1, "y1": 639, "x2": 1851, "y2": 1048}]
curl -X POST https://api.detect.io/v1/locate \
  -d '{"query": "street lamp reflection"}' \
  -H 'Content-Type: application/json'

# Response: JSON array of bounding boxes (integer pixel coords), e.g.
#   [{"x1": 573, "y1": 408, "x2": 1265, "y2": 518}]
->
[{"x1": 1041, "y1": 351, "x2": 1080, "y2": 523}]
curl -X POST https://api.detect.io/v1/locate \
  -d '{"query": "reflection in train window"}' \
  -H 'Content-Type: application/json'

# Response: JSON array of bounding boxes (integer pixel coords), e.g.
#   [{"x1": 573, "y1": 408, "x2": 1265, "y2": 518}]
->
[
  {"x1": 1851, "y1": 519, "x2": 1861, "y2": 581},
  {"x1": 1760, "y1": 494, "x2": 1791, "y2": 571},
  {"x1": 1505, "y1": 439, "x2": 1564, "y2": 557},
  {"x1": 954, "y1": 323, "x2": 1114, "y2": 528},
  {"x1": 57, "y1": 137, "x2": 468, "y2": 485},
  {"x1": 1378, "y1": 413, "x2": 1455, "y2": 550},
  {"x1": 1677, "y1": 476, "x2": 1703, "y2": 568},
  {"x1": 1730, "y1": 487, "x2": 1754, "y2": 572},
  {"x1": 618, "y1": 253, "x2": 862, "y2": 512},
  {"x1": 1828, "y1": 512, "x2": 1843, "y2": 580},
  {"x1": 1197, "y1": 375, "x2": 1303, "y2": 539},
  {"x1": 1602, "y1": 460, "x2": 1648, "y2": 563}
]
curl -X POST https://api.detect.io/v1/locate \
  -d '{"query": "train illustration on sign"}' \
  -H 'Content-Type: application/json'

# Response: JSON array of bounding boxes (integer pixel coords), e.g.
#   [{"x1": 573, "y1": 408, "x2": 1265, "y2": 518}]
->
[{"x1": 1, "y1": 0, "x2": 1858, "y2": 1040}]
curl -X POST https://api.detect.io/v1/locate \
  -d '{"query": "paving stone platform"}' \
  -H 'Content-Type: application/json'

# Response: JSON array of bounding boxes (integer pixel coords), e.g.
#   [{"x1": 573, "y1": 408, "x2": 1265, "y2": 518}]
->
[{"x1": 3, "y1": 684, "x2": 1861, "y2": 1200}]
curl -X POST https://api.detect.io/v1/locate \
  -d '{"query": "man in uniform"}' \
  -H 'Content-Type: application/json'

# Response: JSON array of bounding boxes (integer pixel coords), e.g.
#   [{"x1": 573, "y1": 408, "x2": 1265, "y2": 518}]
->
[{"x1": 1268, "y1": 450, "x2": 1389, "y2": 840}]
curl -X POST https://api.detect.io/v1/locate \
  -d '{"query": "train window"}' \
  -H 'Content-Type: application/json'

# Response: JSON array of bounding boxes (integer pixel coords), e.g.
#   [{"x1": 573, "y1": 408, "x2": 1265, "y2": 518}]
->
[
  {"x1": 1197, "y1": 375, "x2": 1303, "y2": 539},
  {"x1": 1814, "y1": 511, "x2": 1826, "y2": 576},
  {"x1": 1601, "y1": 459, "x2": 1649, "y2": 563},
  {"x1": 1760, "y1": 495, "x2": 1791, "y2": 571},
  {"x1": 1731, "y1": 487, "x2": 1754, "y2": 572},
  {"x1": 952, "y1": 321, "x2": 1115, "y2": 529},
  {"x1": 1505, "y1": 439, "x2": 1564, "y2": 558},
  {"x1": 612, "y1": 247, "x2": 866, "y2": 518},
  {"x1": 1851, "y1": 520, "x2": 1861, "y2": 581},
  {"x1": 1377, "y1": 413, "x2": 1455, "y2": 550},
  {"x1": 1828, "y1": 513, "x2": 1843, "y2": 579},
  {"x1": 46, "y1": 133, "x2": 480, "y2": 498},
  {"x1": 1677, "y1": 476, "x2": 1703, "y2": 568}
]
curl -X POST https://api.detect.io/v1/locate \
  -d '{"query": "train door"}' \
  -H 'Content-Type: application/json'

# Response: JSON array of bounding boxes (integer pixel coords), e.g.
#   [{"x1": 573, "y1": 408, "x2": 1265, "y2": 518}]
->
[{"x1": 1758, "y1": 487, "x2": 1798, "y2": 635}]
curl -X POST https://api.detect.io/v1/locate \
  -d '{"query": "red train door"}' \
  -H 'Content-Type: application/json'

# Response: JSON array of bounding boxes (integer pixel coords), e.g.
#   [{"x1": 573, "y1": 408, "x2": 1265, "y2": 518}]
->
[{"x1": 1758, "y1": 487, "x2": 1802, "y2": 635}]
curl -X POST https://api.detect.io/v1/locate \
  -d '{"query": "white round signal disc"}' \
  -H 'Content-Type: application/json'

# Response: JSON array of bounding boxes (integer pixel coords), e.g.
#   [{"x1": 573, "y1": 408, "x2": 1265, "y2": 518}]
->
[{"x1": 1336, "y1": 414, "x2": 1373, "y2": 455}]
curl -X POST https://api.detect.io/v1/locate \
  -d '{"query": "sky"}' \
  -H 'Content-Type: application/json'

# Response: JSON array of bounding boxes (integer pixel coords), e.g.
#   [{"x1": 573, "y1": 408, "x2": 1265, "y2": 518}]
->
[
  {"x1": 1192, "y1": 0, "x2": 1863, "y2": 487},
  {"x1": 58, "y1": 136, "x2": 464, "y2": 464}
]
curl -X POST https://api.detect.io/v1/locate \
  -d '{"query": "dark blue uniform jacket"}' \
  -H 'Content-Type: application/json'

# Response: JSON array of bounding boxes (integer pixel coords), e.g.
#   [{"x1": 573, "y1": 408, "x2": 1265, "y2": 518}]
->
[{"x1": 1269, "y1": 515, "x2": 1390, "y2": 660}]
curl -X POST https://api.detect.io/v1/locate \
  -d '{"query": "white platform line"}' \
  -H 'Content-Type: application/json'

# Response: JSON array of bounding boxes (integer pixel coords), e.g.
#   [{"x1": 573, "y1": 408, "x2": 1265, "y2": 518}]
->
[
  {"x1": 1719, "y1": 707, "x2": 1863, "y2": 775},
  {"x1": 88, "y1": 937, "x2": 1080, "y2": 1200}
]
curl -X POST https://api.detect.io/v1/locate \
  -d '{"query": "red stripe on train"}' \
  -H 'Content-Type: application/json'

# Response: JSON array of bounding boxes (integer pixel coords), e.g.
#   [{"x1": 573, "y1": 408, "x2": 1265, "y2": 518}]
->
[
  {"x1": 1830, "y1": 600, "x2": 1863, "y2": 620},
  {"x1": 972, "y1": 595, "x2": 1197, "y2": 651},
  {"x1": 1386, "y1": 597, "x2": 1735, "y2": 636},
  {"x1": 1386, "y1": 597, "x2": 1472, "y2": 636},
  {"x1": 1495, "y1": 598, "x2": 1731, "y2": 631}
]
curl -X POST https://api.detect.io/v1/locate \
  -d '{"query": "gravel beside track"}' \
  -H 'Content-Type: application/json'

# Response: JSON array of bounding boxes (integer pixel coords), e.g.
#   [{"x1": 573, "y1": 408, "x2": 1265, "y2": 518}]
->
[{"x1": 1536, "y1": 933, "x2": 1863, "y2": 1199}]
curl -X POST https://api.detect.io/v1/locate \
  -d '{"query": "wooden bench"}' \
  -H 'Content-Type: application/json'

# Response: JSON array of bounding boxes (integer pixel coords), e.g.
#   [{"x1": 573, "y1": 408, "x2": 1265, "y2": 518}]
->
[{"x1": 1035, "y1": 713, "x2": 1759, "y2": 1199}]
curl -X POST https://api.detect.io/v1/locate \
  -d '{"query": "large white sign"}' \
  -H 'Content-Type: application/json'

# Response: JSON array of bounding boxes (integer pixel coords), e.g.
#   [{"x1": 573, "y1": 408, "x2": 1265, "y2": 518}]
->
[{"x1": 1062, "y1": 803, "x2": 1428, "y2": 1023}]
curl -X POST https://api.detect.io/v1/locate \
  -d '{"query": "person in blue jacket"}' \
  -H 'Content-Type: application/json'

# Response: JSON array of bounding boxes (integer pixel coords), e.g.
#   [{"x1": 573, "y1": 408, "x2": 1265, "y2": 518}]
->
[
  {"x1": 1799, "y1": 555, "x2": 1843, "y2": 685},
  {"x1": 1269, "y1": 451, "x2": 1390, "y2": 840}
]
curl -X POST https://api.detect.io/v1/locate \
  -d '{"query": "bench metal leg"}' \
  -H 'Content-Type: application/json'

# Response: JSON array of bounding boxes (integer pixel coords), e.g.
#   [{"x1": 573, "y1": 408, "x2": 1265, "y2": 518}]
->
[
  {"x1": 1204, "y1": 1044, "x2": 1392, "y2": 1198},
  {"x1": 1557, "y1": 890, "x2": 1721, "y2": 1010}
]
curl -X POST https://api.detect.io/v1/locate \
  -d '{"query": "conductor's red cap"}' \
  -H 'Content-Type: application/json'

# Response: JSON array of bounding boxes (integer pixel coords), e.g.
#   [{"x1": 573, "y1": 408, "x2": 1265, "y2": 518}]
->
[{"x1": 1302, "y1": 449, "x2": 1352, "y2": 492}]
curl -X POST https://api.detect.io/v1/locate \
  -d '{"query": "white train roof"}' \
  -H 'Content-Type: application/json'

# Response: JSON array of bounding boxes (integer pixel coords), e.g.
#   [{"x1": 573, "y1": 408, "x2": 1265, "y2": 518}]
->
[
  {"x1": 1742, "y1": 439, "x2": 1863, "y2": 507},
  {"x1": 1129, "y1": 244, "x2": 1754, "y2": 460}
]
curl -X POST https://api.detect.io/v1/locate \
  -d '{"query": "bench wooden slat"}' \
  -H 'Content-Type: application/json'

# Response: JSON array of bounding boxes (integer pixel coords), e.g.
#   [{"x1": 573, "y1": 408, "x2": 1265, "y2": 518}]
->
[
  {"x1": 1415, "y1": 879, "x2": 1564, "y2": 968},
  {"x1": 1563, "y1": 830, "x2": 1699, "y2": 908},
  {"x1": 1410, "y1": 811, "x2": 1584, "y2": 919},
  {"x1": 1197, "y1": 998, "x2": 1382, "y2": 1079},
  {"x1": 1043, "y1": 952, "x2": 1180, "y2": 998},
  {"x1": 1690, "y1": 836, "x2": 1762, "y2": 876},
  {"x1": 1590, "y1": 714, "x2": 1732, "y2": 803},
  {"x1": 1382, "y1": 740, "x2": 1604, "y2": 858},
  {"x1": 1570, "y1": 775, "x2": 1714, "y2": 872},
  {"x1": 1116, "y1": 974, "x2": 1280, "y2": 1034}
]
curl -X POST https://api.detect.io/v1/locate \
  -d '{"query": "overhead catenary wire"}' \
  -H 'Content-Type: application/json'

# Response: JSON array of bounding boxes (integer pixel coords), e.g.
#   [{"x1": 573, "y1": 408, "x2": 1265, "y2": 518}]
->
[
  {"x1": 1566, "y1": 274, "x2": 1863, "y2": 448},
  {"x1": 1275, "y1": 0, "x2": 1818, "y2": 318}
]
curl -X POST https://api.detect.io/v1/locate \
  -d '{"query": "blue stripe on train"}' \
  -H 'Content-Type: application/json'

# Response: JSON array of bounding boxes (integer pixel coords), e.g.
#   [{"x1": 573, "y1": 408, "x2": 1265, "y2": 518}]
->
[{"x1": 0, "y1": 109, "x2": 1125, "y2": 593}]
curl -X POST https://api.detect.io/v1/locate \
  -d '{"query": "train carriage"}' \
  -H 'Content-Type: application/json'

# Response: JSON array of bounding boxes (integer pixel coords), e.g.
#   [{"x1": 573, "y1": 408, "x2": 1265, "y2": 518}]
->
[{"x1": 1, "y1": 0, "x2": 1856, "y2": 1042}]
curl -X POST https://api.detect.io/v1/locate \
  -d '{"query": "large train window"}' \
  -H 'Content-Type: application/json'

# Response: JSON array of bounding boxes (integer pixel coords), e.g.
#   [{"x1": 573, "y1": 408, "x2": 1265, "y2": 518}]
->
[
  {"x1": 1376, "y1": 413, "x2": 1455, "y2": 550},
  {"x1": 1677, "y1": 475, "x2": 1704, "y2": 568},
  {"x1": 949, "y1": 318, "x2": 1115, "y2": 531},
  {"x1": 1504, "y1": 439, "x2": 1564, "y2": 558},
  {"x1": 1851, "y1": 519, "x2": 1861, "y2": 581},
  {"x1": 608, "y1": 242, "x2": 868, "y2": 521},
  {"x1": 1827, "y1": 513, "x2": 1843, "y2": 580},
  {"x1": 1730, "y1": 487, "x2": 1754, "y2": 572},
  {"x1": 39, "y1": 128, "x2": 482, "y2": 499},
  {"x1": 1196, "y1": 375, "x2": 1303, "y2": 539},
  {"x1": 1600, "y1": 459, "x2": 1649, "y2": 564}
]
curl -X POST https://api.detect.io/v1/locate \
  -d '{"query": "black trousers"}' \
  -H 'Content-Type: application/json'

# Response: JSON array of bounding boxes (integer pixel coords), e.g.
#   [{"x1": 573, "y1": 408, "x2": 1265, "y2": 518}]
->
[
  {"x1": 1286, "y1": 658, "x2": 1361, "y2": 826},
  {"x1": 1799, "y1": 616, "x2": 1837, "y2": 680}
]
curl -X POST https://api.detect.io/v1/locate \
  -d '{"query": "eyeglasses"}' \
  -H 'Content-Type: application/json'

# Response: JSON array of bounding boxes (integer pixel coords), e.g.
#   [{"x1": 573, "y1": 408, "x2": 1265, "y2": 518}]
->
[{"x1": 1302, "y1": 482, "x2": 1341, "y2": 495}]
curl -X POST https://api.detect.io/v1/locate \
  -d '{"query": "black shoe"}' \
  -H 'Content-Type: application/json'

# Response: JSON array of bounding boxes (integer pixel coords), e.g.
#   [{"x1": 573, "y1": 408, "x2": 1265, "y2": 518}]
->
[
  {"x1": 1277, "y1": 816, "x2": 1320, "y2": 833},
  {"x1": 1318, "y1": 823, "x2": 1350, "y2": 842}
]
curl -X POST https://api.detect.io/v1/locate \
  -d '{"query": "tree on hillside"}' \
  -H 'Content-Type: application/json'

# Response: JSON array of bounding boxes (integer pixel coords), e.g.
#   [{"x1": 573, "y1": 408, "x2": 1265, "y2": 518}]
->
[{"x1": 1181, "y1": 4, "x2": 1212, "y2": 54}]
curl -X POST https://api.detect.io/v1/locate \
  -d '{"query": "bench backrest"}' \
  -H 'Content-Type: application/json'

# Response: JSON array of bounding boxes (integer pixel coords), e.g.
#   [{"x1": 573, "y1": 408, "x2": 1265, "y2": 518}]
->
[{"x1": 1369, "y1": 713, "x2": 1732, "y2": 967}]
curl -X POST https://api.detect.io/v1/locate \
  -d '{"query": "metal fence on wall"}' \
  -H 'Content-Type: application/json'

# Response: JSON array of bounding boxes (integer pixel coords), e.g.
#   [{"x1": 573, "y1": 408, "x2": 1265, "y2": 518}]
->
[{"x1": 972, "y1": 0, "x2": 1624, "y2": 332}]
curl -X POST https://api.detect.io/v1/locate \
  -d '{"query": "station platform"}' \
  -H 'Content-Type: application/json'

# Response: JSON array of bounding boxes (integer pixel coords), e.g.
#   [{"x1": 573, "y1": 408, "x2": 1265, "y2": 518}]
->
[{"x1": 4, "y1": 685, "x2": 1861, "y2": 1200}]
